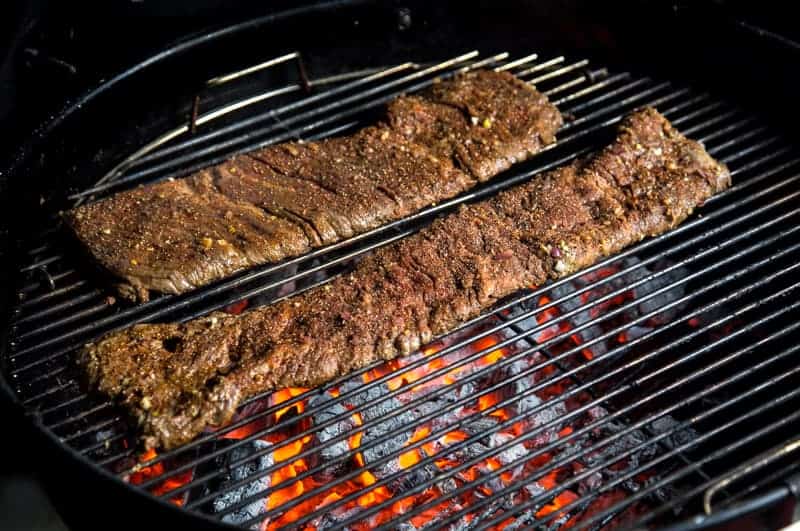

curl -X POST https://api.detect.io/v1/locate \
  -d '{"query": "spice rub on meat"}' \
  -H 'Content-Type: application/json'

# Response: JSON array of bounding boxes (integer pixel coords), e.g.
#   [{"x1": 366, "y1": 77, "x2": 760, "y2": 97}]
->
[
  {"x1": 64, "y1": 70, "x2": 562, "y2": 302},
  {"x1": 80, "y1": 108, "x2": 730, "y2": 450}
]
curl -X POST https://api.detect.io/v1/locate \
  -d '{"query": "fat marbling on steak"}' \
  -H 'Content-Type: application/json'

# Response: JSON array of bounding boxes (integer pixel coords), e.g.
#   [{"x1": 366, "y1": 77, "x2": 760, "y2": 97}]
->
[
  {"x1": 64, "y1": 70, "x2": 561, "y2": 302},
  {"x1": 79, "y1": 108, "x2": 730, "y2": 449}
]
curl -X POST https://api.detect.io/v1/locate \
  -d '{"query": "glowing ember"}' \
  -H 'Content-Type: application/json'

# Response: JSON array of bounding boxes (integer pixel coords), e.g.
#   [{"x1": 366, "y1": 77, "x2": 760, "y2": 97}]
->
[
  {"x1": 223, "y1": 298, "x2": 250, "y2": 315},
  {"x1": 128, "y1": 448, "x2": 192, "y2": 506},
  {"x1": 206, "y1": 256, "x2": 690, "y2": 530}
]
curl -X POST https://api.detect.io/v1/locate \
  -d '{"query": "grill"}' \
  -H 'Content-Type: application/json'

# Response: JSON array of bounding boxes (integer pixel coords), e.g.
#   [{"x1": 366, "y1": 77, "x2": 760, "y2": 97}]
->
[{"x1": 3, "y1": 3, "x2": 800, "y2": 530}]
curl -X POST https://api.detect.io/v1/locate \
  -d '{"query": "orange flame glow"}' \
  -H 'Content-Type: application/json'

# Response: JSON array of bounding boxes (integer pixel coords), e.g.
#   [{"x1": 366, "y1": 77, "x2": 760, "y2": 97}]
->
[
  {"x1": 129, "y1": 448, "x2": 192, "y2": 506},
  {"x1": 213, "y1": 288, "x2": 620, "y2": 529}
]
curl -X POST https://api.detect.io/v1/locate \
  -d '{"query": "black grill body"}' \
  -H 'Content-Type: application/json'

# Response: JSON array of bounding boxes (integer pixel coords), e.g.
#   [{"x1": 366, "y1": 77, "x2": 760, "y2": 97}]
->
[{"x1": 3, "y1": 2, "x2": 800, "y2": 530}]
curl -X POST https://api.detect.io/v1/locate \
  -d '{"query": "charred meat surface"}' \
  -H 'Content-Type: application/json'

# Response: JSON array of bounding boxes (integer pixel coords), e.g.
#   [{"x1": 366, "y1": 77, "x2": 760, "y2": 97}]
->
[
  {"x1": 64, "y1": 70, "x2": 561, "y2": 301},
  {"x1": 80, "y1": 108, "x2": 730, "y2": 450}
]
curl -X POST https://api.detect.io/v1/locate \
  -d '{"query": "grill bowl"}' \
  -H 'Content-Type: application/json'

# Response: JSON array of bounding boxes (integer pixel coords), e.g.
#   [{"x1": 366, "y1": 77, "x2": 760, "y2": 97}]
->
[{"x1": 3, "y1": 2, "x2": 800, "y2": 529}]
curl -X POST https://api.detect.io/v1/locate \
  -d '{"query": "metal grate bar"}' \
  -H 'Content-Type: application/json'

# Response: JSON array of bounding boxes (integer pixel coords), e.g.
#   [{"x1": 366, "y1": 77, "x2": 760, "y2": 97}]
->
[
  {"x1": 21, "y1": 380, "x2": 77, "y2": 406},
  {"x1": 13, "y1": 290, "x2": 104, "y2": 327},
  {"x1": 60, "y1": 415, "x2": 123, "y2": 444},
  {"x1": 709, "y1": 125, "x2": 770, "y2": 154},
  {"x1": 680, "y1": 108, "x2": 741, "y2": 136},
  {"x1": 47, "y1": 401, "x2": 117, "y2": 432},
  {"x1": 556, "y1": 76, "x2": 652, "y2": 114},
  {"x1": 717, "y1": 135, "x2": 784, "y2": 166},
  {"x1": 698, "y1": 116, "x2": 760, "y2": 144},
  {"x1": 16, "y1": 279, "x2": 87, "y2": 307},
  {"x1": 527, "y1": 59, "x2": 590, "y2": 85},
  {"x1": 494, "y1": 52, "x2": 539, "y2": 72},
  {"x1": 550, "y1": 72, "x2": 633, "y2": 107},
  {"x1": 539, "y1": 73, "x2": 591, "y2": 98},
  {"x1": 79, "y1": 432, "x2": 129, "y2": 457},
  {"x1": 15, "y1": 299, "x2": 111, "y2": 341},
  {"x1": 514, "y1": 56, "x2": 566, "y2": 77},
  {"x1": 18, "y1": 270, "x2": 78, "y2": 296}
]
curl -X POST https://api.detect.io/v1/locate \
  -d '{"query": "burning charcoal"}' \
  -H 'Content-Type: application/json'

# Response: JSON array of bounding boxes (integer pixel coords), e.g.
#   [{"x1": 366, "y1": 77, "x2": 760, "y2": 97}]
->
[
  {"x1": 310, "y1": 503, "x2": 363, "y2": 531},
  {"x1": 469, "y1": 495, "x2": 520, "y2": 524},
  {"x1": 524, "y1": 256, "x2": 694, "y2": 366},
  {"x1": 629, "y1": 258, "x2": 688, "y2": 324},
  {"x1": 506, "y1": 357, "x2": 532, "y2": 377},
  {"x1": 525, "y1": 480, "x2": 547, "y2": 499},
  {"x1": 649, "y1": 415, "x2": 696, "y2": 449},
  {"x1": 213, "y1": 440, "x2": 273, "y2": 525},
  {"x1": 587, "y1": 420, "x2": 660, "y2": 481},
  {"x1": 309, "y1": 390, "x2": 357, "y2": 463},
  {"x1": 588, "y1": 405, "x2": 608, "y2": 421},
  {"x1": 580, "y1": 471, "x2": 604, "y2": 493},
  {"x1": 437, "y1": 476, "x2": 460, "y2": 495},
  {"x1": 513, "y1": 384, "x2": 542, "y2": 415},
  {"x1": 462, "y1": 416, "x2": 501, "y2": 440},
  {"x1": 392, "y1": 462, "x2": 440, "y2": 492},
  {"x1": 462, "y1": 439, "x2": 492, "y2": 461},
  {"x1": 444, "y1": 380, "x2": 477, "y2": 403},
  {"x1": 409, "y1": 397, "x2": 468, "y2": 434},
  {"x1": 528, "y1": 400, "x2": 568, "y2": 433},
  {"x1": 95, "y1": 428, "x2": 115, "y2": 442},
  {"x1": 500, "y1": 516, "x2": 533, "y2": 531},
  {"x1": 411, "y1": 397, "x2": 452, "y2": 419},
  {"x1": 508, "y1": 311, "x2": 541, "y2": 339},
  {"x1": 339, "y1": 380, "x2": 414, "y2": 472},
  {"x1": 519, "y1": 400, "x2": 570, "y2": 449},
  {"x1": 363, "y1": 416, "x2": 414, "y2": 467},
  {"x1": 490, "y1": 432, "x2": 528, "y2": 466},
  {"x1": 480, "y1": 432, "x2": 529, "y2": 492},
  {"x1": 623, "y1": 323, "x2": 654, "y2": 342}
]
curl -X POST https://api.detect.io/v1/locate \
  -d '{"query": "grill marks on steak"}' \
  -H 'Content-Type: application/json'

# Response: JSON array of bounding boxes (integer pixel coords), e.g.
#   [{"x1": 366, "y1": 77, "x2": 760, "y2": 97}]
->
[
  {"x1": 80, "y1": 108, "x2": 730, "y2": 450},
  {"x1": 64, "y1": 70, "x2": 561, "y2": 302}
]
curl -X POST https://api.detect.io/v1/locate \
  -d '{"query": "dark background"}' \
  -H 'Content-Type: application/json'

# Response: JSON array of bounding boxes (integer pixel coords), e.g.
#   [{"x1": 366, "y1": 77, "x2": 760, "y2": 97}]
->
[{"x1": 1, "y1": 1, "x2": 799, "y2": 529}]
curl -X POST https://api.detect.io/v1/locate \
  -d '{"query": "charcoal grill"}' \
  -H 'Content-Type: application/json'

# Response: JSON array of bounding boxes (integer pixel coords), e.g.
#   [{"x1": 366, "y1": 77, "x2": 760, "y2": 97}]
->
[{"x1": 3, "y1": 1, "x2": 800, "y2": 530}]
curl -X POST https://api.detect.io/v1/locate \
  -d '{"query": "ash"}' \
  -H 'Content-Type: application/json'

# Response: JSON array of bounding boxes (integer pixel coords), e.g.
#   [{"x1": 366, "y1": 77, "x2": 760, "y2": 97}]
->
[{"x1": 213, "y1": 440, "x2": 273, "y2": 526}]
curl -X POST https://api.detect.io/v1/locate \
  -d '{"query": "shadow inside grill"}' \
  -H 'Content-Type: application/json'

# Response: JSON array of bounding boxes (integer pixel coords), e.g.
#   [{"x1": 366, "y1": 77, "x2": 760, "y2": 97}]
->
[{"x1": 6, "y1": 47, "x2": 800, "y2": 531}]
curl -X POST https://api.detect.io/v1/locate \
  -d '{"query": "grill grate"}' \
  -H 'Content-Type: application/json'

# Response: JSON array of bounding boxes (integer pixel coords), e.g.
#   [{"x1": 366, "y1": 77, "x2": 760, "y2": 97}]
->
[{"x1": 5, "y1": 49, "x2": 800, "y2": 530}]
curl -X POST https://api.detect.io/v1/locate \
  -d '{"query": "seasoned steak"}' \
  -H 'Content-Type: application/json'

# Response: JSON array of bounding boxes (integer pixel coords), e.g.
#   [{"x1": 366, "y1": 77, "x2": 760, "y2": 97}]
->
[
  {"x1": 64, "y1": 70, "x2": 561, "y2": 302},
  {"x1": 79, "y1": 108, "x2": 730, "y2": 449},
  {"x1": 387, "y1": 70, "x2": 560, "y2": 180}
]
